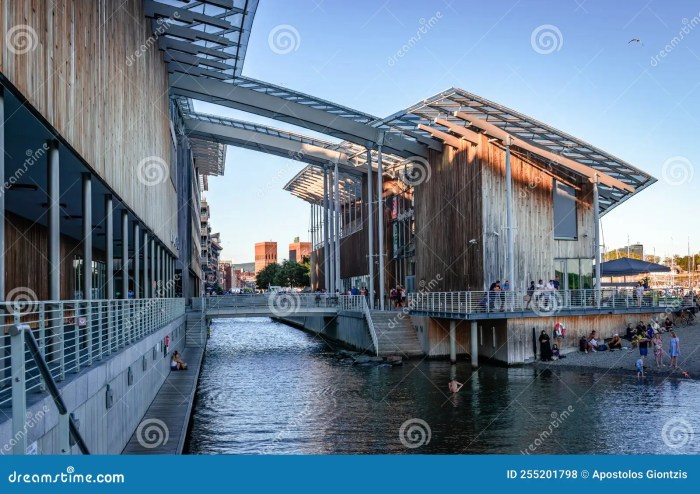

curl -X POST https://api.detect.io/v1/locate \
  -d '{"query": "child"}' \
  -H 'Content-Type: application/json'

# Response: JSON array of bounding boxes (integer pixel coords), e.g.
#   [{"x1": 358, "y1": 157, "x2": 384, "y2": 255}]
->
[
  {"x1": 669, "y1": 331, "x2": 680, "y2": 369},
  {"x1": 636, "y1": 357, "x2": 644, "y2": 379},
  {"x1": 551, "y1": 344, "x2": 560, "y2": 360},
  {"x1": 653, "y1": 334, "x2": 664, "y2": 368}
]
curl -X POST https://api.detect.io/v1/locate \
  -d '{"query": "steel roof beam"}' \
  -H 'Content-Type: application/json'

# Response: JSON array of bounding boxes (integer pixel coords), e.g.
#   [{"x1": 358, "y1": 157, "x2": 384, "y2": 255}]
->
[
  {"x1": 169, "y1": 73, "x2": 435, "y2": 158},
  {"x1": 145, "y1": 1, "x2": 236, "y2": 29},
  {"x1": 453, "y1": 112, "x2": 634, "y2": 193},
  {"x1": 183, "y1": 117, "x2": 364, "y2": 174}
]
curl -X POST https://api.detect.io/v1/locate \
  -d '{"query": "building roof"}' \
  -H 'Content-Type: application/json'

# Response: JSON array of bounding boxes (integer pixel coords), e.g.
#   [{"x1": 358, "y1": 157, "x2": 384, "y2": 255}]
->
[{"x1": 284, "y1": 87, "x2": 657, "y2": 215}]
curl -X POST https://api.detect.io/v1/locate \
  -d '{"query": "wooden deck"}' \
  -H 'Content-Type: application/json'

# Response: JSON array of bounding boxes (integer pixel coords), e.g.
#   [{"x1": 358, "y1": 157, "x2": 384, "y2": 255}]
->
[{"x1": 122, "y1": 346, "x2": 204, "y2": 455}]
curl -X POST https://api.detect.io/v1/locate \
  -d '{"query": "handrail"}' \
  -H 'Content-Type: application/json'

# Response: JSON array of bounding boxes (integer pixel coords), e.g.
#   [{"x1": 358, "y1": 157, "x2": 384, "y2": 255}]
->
[
  {"x1": 361, "y1": 297, "x2": 380, "y2": 356},
  {"x1": 406, "y1": 287, "x2": 672, "y2": 315},
  {"x1": 10, "y1": 324, "x2": 90, "y2": 454}
]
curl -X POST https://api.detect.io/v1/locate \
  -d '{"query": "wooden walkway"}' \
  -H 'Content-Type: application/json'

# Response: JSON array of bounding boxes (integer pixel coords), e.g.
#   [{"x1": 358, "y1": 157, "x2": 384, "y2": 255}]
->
[{"x1": 122, "y1": 346, "x2": 204, "y2": 454}]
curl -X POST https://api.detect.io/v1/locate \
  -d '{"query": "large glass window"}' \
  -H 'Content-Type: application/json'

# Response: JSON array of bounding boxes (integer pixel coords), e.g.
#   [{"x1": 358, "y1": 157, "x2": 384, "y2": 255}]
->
[{"x1": 553, "y1": 180, "x2": 577, "y2": 240}]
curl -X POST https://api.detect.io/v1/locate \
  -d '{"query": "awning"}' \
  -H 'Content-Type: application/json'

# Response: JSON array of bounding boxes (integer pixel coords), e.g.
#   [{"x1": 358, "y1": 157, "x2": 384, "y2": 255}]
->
[{"x1": 597, "y1": 257, "x2": 671, "y2": 277}]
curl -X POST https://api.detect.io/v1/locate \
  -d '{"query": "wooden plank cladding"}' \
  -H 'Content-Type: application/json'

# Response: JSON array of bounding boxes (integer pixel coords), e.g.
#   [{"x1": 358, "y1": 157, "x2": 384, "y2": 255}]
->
[
  {"x1": 4, "y1": 212, "x2": 105, "y2": 300},
  {"x1": 414, "y1": 137, "x2": 484, "y2": 291},
  {"x1": 415, "y1": 132, "x2": 596, "y2": 291},
  {"x1": 0, "y1": 0, "x2": 175, "y2": 244}
]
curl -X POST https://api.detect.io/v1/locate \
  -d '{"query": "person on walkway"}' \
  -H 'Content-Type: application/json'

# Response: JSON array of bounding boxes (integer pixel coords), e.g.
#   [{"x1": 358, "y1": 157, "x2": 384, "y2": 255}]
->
[
  {"x1": 635, "y1": 282, "x2": 645, "y2": 307},
  {"x1": 669, "y1": 331, "x2": 680, "y2": 369},
  {"x1": 171, "y1": 351, "x2": 187, "y2": 370},
  {"x1": 525, "y1": 281, "x2": 535, "y2": 309},
  {"x1": 539, "y1": 330, "x2": 553, "y2": 361},
  {"x1": 653, "y1": 333, "x2": 664, "y2": 367}
]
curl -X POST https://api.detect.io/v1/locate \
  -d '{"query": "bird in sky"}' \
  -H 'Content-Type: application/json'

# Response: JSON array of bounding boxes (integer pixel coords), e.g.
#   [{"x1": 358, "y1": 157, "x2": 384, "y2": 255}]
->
[{"x1": 628, "y1": 38, "x2": 643, "y2": 46}]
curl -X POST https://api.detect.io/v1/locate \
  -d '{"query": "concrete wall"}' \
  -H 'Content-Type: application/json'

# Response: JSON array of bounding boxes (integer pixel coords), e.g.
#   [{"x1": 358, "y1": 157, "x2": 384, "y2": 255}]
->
[
  {"x1": 277, "y1": 312, "x2": 375, "y2": 353},
  {"x1": 0, "y1": 315, "x2": 186, "y2": 455}
]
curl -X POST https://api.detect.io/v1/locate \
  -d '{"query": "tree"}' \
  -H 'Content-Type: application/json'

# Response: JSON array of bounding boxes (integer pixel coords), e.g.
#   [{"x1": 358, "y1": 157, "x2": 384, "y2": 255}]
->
[
  {"x1": 274, "y1": 260, "x2": 310, "y2": 288},
  {"x1": 256, "y1": 263, "x2": 281, "y2": 289}
]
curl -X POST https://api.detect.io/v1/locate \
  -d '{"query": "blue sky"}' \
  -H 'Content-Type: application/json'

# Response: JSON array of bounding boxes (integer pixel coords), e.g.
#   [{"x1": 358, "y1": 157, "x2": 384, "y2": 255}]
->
[{"x1": 201, "y1": 0, "x2": 700, "y2": 263}]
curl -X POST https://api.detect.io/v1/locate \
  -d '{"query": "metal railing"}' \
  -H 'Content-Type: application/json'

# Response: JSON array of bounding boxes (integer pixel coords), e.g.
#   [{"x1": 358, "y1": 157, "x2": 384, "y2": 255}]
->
[
  {"x1": 407, "y1": 288, "x2": 673, "y2": 315},
  {"x1": 198, "y1": 293, "x2": 351, "y2": 312},
  {"x1": 360, "y1": 296, "x2": 380, "y2": 356},
  {"x1": 0, "y1": 298, "x2": 185, "y2": 408},
  {"x1": 8, "y1": 324, "x2": 90, "y2": 454}
]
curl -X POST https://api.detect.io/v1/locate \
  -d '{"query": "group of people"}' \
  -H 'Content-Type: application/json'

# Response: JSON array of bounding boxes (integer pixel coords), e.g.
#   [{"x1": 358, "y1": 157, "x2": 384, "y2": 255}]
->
[{"x1": 390, "y1": 286, "x2": 406, "y2": 309}]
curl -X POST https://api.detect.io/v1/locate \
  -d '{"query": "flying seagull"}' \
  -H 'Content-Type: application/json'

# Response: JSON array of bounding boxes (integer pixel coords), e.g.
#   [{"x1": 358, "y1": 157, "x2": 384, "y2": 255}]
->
[{"x1": 628, "y1": 38, "x2": 643, "y2": 45}]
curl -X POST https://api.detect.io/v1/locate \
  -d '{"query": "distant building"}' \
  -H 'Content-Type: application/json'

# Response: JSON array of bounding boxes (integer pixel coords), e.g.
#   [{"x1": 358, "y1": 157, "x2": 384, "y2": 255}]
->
[
  {"x1": 219, "y1": 259, "x2": 233, "y2": 291},
  {"x1": 255, "y1": 242, "x2": 277, "y2": 273},
  {"x1": 288, "y1": 237, "x2": 312, "y2": 263}
]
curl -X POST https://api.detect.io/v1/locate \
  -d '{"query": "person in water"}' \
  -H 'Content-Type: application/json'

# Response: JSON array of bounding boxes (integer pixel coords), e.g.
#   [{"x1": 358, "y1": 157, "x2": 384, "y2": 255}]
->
[{"x1": 448, "y1": 379, "x2": 464, "y2": 393}]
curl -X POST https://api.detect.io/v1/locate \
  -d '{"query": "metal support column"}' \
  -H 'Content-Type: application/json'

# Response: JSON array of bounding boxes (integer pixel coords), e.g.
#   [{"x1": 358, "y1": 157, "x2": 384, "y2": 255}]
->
[
  {"x1": 505, "y1": 137, "x2": 515, "y2": 292},
  {"x1": 121, "y1": 210, "x2": 129, "y2": 298},
  {"x1": 334, "y1": 159, "x2": 341, "y2": 292},
  {"x1": 105, "y1": 195, "x2": 114, "y2": 299},
  {"x1": 82, "y1": 174, "x2": 92, "y2": 300},
  {"x1": 157, "y1": 245, "x2": 162, "y2": 297},
  {"x1": 0, "y1": 86, "x2": 5, "y2": 301},
  {"x1": 450, "y1": 320, "x2": 457, "y2": 364},
  {"x1": 143, "y1": 232, "x2": 149, "y2": 298},
  {"x1": 327, "y1": 167, "x2": 335, "y2": 293},
  {"x1": 366, "y1": 147, "x2": 375, "y2": 309},
  {"x1": 323, "y1": 170, "x2": 330, "y2": 292},
  {"x1": 48, "y1": 141, "x2": 60, "y2": 301},
  {"x1": 150, "y1": 238, "x2": 155, "y2": 298},
  {"x1": 593, "y1": 175, "x2": 601, "y2": 307},
  {"x1": 470, "y1": 321, "x2": 478, "y2": 369},
  {"x1": 133, "y1": 224, "x2": 140, "y2": 298},
  {"x1": 376, "y1": 133, "x2": 385, "y2": 310}
]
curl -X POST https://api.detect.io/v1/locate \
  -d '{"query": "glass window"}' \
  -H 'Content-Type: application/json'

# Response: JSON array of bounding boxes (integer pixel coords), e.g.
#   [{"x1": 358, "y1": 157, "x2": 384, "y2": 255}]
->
[
  {"x1": 567, "y1": 259, "x2": 580, "y2": 290},
  {"x1": 554, "y1": 259, "x2": 565, "y2": 288},
  {"x1": 553, "y1": 180, "x2": 577, "y2": 239},
  {"x1": 580, "y1": 259, "x2": 593, "y2": 289}
]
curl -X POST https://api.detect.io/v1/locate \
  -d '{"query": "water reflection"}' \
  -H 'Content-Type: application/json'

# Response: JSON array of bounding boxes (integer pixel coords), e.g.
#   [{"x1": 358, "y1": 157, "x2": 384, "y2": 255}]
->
[{"x1": 187, "y1": 318, "x2": 700, "y2": 455}]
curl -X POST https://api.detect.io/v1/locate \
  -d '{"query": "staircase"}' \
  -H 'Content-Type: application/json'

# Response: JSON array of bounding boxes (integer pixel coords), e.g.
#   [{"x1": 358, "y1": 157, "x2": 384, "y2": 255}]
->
[
  {"x1": 369, "y1": 311, "x2": 424, "y2": 358},
  {"x1": 186, "y1": 311, "x2": 207, "y2": 347}
]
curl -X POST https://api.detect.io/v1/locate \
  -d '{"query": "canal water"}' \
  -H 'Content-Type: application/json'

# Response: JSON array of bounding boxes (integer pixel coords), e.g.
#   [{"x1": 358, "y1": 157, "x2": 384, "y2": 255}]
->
[{"x1": 186, "y1": 318, "x2": 699, "y2": 455}]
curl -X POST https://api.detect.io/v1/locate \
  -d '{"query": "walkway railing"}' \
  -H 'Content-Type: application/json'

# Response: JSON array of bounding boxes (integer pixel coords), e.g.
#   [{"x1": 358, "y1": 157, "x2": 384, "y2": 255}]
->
[
  {"x1": 407, "y1": 288, "x2": 674, "y2": 315},
  {"x1": 360, "y1": 296, "x2": 380, "y2": 356},
  {"x1": 0, "y1": 298, "x2": 185, "y2": 407},
  {"x1": 197, "y1": 293, "x2": 362, "y2": 312}
]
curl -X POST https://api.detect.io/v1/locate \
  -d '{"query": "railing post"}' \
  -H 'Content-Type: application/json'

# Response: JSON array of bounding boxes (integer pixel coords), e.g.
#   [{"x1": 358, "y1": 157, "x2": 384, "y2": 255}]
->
[
  {"x1": 97, "y1": 301, "x2": 103, "y2": 360},
  {"x1": 10, "y1": 323, "x2": 27, "y2": 455},
  {"x1": 38, "y1": 302, "x2": 46, "y2": 392},
  {"x1": 86, "y1": 301, "x2": 93, "y2": 367},
  {"x1": 57, "y1": 302, "x2": 65, "y2": 381},
  {"x1": 468, "y1": 292, "x2": 472, "y2": 313},
  {"x1": 73, "y1": 304, "x2": 81, "y2": 374}
]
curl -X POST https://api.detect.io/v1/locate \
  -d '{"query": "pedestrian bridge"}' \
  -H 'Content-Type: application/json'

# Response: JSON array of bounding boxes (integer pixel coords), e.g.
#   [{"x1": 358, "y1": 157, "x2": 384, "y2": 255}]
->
[{"x1": 192, "y1": 294, "x2": 364, "y2": 319}]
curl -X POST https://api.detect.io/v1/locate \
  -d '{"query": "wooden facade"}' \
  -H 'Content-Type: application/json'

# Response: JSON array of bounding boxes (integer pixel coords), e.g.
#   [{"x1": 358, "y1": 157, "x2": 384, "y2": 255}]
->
[
  {"x1": 415, "y1": 134, "x2": 596, "y2": 291},
  {"x1": 0, "y1": 0, "x2": 176, "y2": 244},
  {"x1": 4, "y1": 212, "x2": 105, "y2": 300}
]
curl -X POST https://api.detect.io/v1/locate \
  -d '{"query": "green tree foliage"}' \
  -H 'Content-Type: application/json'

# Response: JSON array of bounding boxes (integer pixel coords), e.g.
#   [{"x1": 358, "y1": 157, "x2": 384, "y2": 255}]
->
[
  {"x1": 274, "y1": 260, "x2": 310, "y2": 288},
  {"x1": 256, "y1": 263, "x2": 282, "y2": 289}
]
